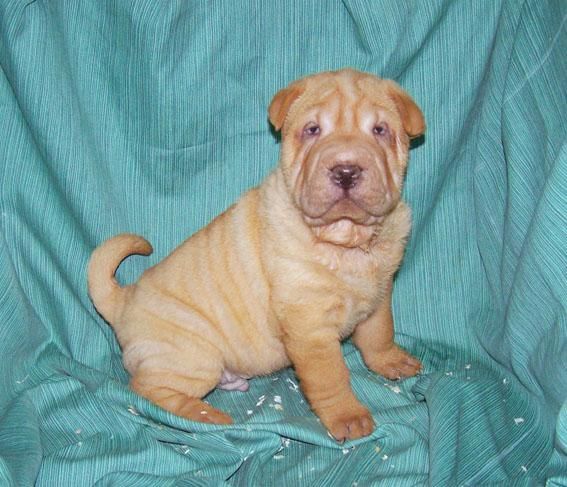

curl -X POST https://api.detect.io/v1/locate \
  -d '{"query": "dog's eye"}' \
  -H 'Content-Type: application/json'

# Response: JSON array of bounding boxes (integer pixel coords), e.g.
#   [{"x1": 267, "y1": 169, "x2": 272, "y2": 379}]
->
[
  {"x1": 303, "y1": 124, "x2": 321, "y2": 137},
  {"x1": 373, "y1": 123, "x2": 389, "y2": 137}
]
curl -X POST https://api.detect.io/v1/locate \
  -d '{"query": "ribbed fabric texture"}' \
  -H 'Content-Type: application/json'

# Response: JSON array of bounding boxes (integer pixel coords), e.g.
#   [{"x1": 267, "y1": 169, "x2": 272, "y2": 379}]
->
[{"x1": 0, "y1": 1, "x2": 565, "y2": 485}]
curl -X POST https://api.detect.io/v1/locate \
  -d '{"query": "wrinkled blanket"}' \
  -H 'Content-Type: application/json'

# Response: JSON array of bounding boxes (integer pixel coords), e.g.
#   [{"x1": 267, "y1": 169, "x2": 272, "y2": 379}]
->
[{"x1": 0, "y1": 1, "x2": 565, "y2": 485}]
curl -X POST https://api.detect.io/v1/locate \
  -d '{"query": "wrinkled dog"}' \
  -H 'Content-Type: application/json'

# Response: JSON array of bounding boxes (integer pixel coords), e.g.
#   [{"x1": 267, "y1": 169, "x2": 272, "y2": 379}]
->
[{"x1": 88, "y1": 69, "x2": 425, "y2": 441}]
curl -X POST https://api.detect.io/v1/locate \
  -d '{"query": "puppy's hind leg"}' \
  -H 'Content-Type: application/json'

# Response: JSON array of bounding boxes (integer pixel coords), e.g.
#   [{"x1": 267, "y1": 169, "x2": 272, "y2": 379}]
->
[{"x1": 130, "y1": 365, "x2": 233, "y2": 425}]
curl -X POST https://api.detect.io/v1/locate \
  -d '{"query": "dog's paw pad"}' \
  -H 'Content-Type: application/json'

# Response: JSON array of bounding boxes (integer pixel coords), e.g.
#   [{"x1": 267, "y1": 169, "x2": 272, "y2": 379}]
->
[{"x1": 324, "y1": 406, "x2": 375, "y2": 442}]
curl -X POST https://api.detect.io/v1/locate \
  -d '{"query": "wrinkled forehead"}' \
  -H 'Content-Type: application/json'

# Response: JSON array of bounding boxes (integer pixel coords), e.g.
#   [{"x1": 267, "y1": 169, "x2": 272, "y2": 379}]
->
[{"x1": 290, "y1": 75, "x2": 400, "y2": 129}]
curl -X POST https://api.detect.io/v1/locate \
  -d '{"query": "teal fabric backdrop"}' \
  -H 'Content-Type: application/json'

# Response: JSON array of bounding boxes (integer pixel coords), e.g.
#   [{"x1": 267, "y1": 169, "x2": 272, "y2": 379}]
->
[{"x1": 1, "y1": 1, "x2": 566, "y2": 485}]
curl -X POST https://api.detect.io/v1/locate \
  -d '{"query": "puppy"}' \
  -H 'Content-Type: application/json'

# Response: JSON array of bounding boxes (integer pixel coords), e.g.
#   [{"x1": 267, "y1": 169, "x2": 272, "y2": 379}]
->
[{"x1": 88, "y1": 69, "x2": 425, "y2": 441}]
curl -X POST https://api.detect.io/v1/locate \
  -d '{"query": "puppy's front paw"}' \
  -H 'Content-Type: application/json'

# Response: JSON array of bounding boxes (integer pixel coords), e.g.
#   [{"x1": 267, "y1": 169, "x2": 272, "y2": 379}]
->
[
  {"x1": 365, "y1": 345, "x2": 421, "y2": 380},
  {"x1": 319, "y1": 401, "x2": 374, "y2": 442}
]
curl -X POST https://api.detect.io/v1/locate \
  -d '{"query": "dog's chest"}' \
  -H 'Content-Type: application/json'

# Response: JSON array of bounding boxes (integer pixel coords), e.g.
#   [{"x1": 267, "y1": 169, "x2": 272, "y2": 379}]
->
[
  {"x1": 313, "y1": 257, "x2": 385, "y2": 336},
  {"x1": 317, "y1": 246, "x2": 384, "y2": 293}
]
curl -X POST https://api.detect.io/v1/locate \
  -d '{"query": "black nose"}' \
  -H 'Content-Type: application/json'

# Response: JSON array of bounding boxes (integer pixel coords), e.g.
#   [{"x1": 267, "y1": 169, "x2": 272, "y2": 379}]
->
[{"x1": 330, "y1": 164, "x2": 362, "y2": 189}]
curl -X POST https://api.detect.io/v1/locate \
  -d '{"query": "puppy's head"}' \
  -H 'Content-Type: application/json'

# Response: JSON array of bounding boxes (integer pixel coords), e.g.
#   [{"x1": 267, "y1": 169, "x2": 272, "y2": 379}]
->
[{"x1": 269, "y1": 69, "x2": 425, "y2": 242}]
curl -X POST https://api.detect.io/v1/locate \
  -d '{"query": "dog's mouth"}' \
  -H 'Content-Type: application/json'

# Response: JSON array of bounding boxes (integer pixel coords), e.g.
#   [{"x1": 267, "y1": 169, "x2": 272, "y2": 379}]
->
[{"x1": 301, "y1": 193, "x2": 386, "y2": 227}]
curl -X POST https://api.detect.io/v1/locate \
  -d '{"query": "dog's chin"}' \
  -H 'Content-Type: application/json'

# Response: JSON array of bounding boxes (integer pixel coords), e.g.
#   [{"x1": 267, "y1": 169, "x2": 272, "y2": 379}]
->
[{"x1": 309, "y1": 218, "x2": 378, "y2": 248}]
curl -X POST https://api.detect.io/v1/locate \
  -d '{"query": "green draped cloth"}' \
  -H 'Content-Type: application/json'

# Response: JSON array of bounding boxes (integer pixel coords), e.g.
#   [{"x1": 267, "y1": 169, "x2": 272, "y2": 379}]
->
[{"x1": 1, "y1": 1, "x2": 566, "y2": 485}]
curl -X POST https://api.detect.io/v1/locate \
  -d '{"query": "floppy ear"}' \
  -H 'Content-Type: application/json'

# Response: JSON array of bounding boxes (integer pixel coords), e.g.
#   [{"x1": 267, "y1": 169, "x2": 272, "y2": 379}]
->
[
  {"x1": 383, "y1": 80, "x2": 426, "y2": 139},
  {"x1": 268, "y1": 80, "x2": 307, "y2": 132}
]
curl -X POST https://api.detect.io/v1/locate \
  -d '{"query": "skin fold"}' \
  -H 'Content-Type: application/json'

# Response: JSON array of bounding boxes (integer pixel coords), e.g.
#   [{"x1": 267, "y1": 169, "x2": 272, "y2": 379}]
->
[{"x1": 88, "y1": 68, "x2": 425, "y2": 441}]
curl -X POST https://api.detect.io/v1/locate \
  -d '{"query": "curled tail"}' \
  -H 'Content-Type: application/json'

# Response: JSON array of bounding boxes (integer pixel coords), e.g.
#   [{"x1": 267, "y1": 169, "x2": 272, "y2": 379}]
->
[{"x1": 87, "y1": 233, "x2": 153, "y2": 324}]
